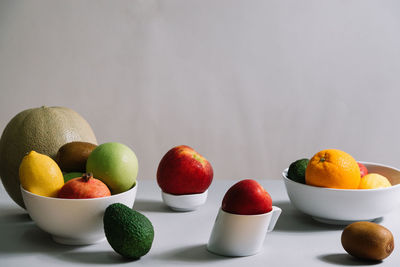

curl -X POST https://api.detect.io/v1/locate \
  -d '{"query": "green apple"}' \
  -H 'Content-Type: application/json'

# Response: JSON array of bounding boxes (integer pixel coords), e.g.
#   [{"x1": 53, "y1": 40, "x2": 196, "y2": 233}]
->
[{"x1": 86, "y1": 142, "x2": 138, "y2": 194}]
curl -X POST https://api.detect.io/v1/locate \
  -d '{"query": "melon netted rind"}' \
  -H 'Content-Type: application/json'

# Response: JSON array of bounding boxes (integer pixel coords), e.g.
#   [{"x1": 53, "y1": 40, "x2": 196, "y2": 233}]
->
[{"x1": 0, "y1": 106, "x2": 97, "y2": 209}]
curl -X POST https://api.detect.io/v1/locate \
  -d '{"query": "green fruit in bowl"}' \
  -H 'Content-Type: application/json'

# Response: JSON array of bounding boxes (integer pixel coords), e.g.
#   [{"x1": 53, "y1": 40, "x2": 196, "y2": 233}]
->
[
  {"x1": 86, "y1": 142, "x2": 138, "y2": 194},
  {"x1": 287, "y1": 158, "x2": 309, "y2": 184},
  {"x1": 63, "y1": 172, "x2": 83, "y2": 183}
]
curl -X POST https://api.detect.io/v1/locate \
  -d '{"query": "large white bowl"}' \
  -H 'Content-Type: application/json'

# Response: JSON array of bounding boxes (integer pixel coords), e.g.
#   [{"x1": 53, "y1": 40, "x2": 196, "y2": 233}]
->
[
  {"x1": 282, "y1": 162, "x2": 400, "y2": 224},
  {"x1": 21, "y1": 183, "x2": 137, "y2": 245}
]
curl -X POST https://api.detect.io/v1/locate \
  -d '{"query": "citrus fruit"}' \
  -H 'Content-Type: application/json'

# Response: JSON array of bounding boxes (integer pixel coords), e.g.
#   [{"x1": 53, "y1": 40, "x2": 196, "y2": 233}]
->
[
  {"x1": 305, "y1": 149, "x2": 361, "y2": 189},
  {"x1": 19, "y1": 151, "x2": 64, "y2": 197},
  {"x1": 287, "y1": 158, "x2": 309, "y2": 184},
  {"x1": 359, "y1": 173, "x2": 391, "y2": 189}
]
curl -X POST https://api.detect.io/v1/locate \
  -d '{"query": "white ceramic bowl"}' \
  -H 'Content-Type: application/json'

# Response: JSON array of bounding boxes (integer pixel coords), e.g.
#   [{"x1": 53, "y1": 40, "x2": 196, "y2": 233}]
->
[
  {"x1": 282, "y1": 162, "x2": 400, "y2": 224},
  {"x1": 161, "y1": 190, "x2": 208, "y2": 211},
  {"x1": 21, "y1": 183, "x2": 137, "y2": 245}
]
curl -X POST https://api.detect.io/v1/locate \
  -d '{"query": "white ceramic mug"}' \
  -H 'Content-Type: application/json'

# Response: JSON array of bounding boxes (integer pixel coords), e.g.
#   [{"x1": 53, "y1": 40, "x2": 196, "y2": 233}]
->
[{"x1": 207, "y1": 206, "x2": 282, "y2": 257}]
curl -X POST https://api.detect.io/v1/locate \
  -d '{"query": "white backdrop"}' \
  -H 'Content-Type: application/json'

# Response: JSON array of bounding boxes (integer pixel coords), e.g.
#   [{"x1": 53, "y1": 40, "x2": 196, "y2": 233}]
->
[{"x1": 1, "y1": 0, "x2": 400, "y2": 181}]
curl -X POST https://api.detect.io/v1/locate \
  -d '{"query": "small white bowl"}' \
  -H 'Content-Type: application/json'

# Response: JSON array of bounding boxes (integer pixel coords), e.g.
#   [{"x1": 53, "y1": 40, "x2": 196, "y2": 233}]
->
[
  {"x1": 282, "y1": 162, "x2": 400, "y2": 224},
  {"x1": 161, "y1": 190, "x2": 208, "y2": 211},
  {"x1": 21, "y1": 183, "x2": 137, "y2": 245},
  {"x1": 207, "y1": 206, "x2": 281, "y2": 257}
]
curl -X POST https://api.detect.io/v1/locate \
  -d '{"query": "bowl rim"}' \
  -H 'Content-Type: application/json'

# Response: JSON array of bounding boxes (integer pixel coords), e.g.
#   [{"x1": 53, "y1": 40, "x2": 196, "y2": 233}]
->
[
  {"x1": 217, "y1": 206, "x2": 280, "y2": 218},
  {"x1": 282, "y1": 161, "x2": 400, "y2": 192},
  {"x1": 21, "y1": 181, "x2": 138, "y2": 201},
  {"x1": 161, "y1": 189, "x2": 208, "y2": 198}
]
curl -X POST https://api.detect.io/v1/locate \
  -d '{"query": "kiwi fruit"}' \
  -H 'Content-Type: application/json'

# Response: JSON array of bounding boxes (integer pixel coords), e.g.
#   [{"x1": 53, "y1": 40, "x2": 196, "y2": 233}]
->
[
  {"x1": 56, "y1": 141, "x2": 97, "y2": 172},
  {"x1": 341, "y1": 221, "x2": 394, "y2": 261}
]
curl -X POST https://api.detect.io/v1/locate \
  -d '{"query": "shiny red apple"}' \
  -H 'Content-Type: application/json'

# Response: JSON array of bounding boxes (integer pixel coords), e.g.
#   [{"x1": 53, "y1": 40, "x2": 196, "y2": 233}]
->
[
  {"x1": 357, "y1": 162, "x2": 368, "y2": 177},
  {"x1": 157, "y1": 145, "x2": 213, "y2": 195},
  {"x1": 58, "y1": 173, "x2": 111, "y2": 199},
  {"x1": 222, "y1": 179, "x2": 272, "y2": 215}
]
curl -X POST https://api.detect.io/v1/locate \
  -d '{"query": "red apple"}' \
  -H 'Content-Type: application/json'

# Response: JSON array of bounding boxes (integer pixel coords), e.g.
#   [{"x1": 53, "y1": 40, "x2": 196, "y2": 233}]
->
[
  {"x1": 157, "y1": 145, "x2": 213, "y2": 195},
  {"x1": 357, "y1": 162, "x2": 368, "y2": 177},
  {"x1": 222, "y1": 179, "x2": 272, "y2": 215},
  {"x1": 58, "y1": 173, "x2": 111, "y2": 199}
]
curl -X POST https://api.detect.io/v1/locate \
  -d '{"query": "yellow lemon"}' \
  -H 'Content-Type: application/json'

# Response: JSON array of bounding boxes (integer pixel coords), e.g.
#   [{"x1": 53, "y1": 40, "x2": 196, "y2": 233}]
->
[
  {"x1": 19, "y1": 151, "x2": 64, "y2": 197},
  {"x1": 359, "y1": 173, "x2": 391, "y2": 189}
]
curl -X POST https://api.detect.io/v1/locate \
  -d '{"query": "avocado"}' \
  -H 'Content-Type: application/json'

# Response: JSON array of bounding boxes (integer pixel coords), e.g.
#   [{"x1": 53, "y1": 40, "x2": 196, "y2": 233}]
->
[
  {"x1": 56, "y1": 141, "x2": 97, "y2": 172},
  {"x1": 103, "y1": 203, "x2": 154, "y2": 259},
  {"x1": 287, "y1": 158, "x2": 309, "y2": 184},
  {"x1": 341, "y1": 221, "x2": 394, "y2": 261}
]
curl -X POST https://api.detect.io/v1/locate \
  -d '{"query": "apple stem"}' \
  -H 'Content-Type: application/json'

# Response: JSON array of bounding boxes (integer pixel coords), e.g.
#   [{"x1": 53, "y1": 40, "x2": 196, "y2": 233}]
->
[{"x1": 82, "y1": 173, "x2": 93, "y2": 182}]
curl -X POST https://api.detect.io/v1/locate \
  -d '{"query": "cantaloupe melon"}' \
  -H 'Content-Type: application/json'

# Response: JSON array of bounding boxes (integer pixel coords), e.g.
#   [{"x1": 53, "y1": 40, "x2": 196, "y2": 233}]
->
[{"x1": 0, "y1": 106, "x2": 97, "y2": 208}]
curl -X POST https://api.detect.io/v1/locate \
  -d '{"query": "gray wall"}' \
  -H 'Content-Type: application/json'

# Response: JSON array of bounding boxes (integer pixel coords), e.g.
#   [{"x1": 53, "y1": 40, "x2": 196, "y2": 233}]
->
[{"x1": 1, "y1": 0, "x2": 400, "y2": 181}]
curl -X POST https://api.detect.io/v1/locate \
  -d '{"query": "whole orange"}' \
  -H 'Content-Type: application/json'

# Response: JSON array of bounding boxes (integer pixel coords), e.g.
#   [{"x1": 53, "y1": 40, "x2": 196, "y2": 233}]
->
[{"x1": 305, "y1": 149, "x2": 361, "y2": 189}]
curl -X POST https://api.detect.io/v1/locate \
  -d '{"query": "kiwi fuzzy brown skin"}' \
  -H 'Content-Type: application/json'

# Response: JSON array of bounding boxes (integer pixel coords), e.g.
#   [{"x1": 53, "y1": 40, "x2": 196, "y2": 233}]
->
[
  {"x1": 56, "y1": 141, "x2": 97, "y2": 172},
  {"x1": 341, "y1": 221, "x2": 394, "y2": 261}
]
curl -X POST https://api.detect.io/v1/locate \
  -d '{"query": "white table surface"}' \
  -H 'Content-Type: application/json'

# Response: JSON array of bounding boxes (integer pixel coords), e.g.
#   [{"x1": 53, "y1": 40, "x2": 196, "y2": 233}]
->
[{"x1": 1, "y1": 179, "x2": 399, "y2": 267}]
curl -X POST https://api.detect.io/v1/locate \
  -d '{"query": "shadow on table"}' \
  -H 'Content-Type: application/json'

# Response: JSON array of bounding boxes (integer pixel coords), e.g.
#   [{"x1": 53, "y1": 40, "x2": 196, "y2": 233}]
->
[
  {"x1": 0, "y1": 204, "x2": 76, "y2": 255},
  {"x1": 155, "y1": 244, "x2": 230, "y2": 263},
  {"x1": 273, "y1": 201, "x2": 344, "y2": 232},
  {"x1": 57, "y1": 251, "x2": 135, "y2": 264},
  {"x1": 133, "y1": 199, "x2": 175, "y2": 213},
  {"x1": 0, "y1": 204, "x2": 31, "y2": 223},
  {"x1": 318, "y1": 253, "x2": 381, "y2": 266}
]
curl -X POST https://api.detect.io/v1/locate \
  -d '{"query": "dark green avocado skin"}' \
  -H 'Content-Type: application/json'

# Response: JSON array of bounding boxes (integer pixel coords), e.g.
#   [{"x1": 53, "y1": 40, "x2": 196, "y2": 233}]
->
[
  {"x1": 287, "y1": 158, "x2": 309, "y2": 184},
  {"x1": 104, "y1": 203, "x2": 154, "y2": 259}
]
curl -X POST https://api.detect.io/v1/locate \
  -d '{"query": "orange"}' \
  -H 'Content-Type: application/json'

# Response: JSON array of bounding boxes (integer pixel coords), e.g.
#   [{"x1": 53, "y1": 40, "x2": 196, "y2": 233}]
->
[
  {"x1": 359, "y1": 173, "x2": 391, "y2": 189},
  {"x1": 305, "y1": 149, "x2": 361, "y2": 189}
]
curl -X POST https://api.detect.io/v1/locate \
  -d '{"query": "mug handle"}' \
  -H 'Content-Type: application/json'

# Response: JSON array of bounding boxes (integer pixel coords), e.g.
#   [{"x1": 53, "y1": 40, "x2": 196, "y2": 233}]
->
[{"x1": 267, "y1": 206, "x2": 282, "y2": 232}]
